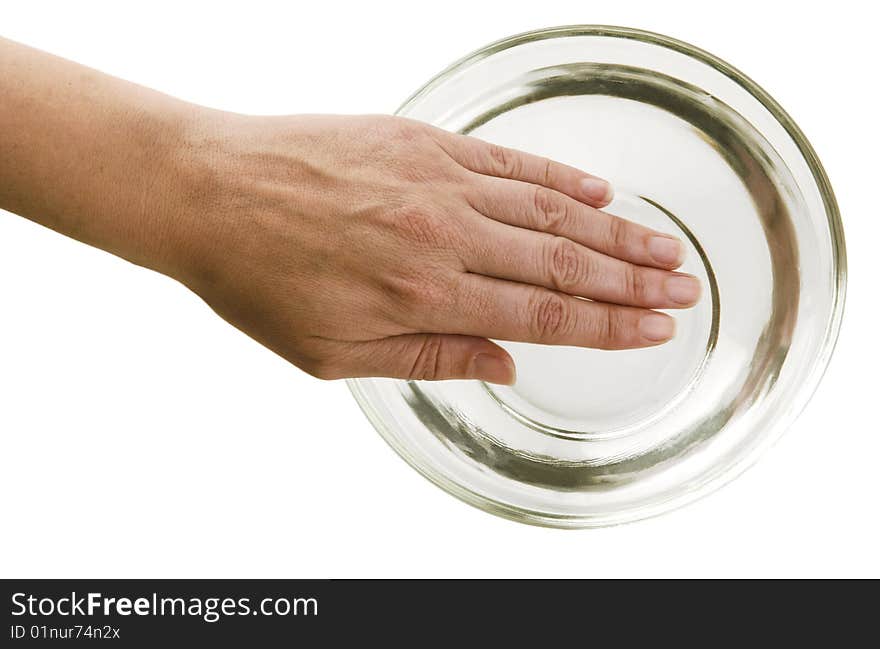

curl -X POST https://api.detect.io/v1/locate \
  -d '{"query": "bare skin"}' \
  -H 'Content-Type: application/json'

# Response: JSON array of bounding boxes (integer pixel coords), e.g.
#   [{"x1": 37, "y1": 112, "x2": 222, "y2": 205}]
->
[{"x1": 0, "y1": 38, "x2": 700, "y2": 385}]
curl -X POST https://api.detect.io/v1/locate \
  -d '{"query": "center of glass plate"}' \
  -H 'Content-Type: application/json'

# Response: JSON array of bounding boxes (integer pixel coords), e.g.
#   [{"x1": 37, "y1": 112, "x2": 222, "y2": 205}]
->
[{"x1": 485, "y1": 193, "x2": 717, "y2": 439}]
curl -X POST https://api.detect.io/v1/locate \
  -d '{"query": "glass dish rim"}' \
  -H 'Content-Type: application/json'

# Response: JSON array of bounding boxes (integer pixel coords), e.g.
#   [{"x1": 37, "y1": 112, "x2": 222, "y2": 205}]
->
[{"x1": 347, "y1": 24, "x2": 847, "y2": 528}]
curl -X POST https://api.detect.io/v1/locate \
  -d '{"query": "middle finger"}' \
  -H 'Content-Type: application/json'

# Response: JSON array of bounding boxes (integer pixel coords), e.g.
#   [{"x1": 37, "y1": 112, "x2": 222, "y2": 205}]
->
[{"x1": 467, "y1": 174, "x2": 687, "y2": 270}]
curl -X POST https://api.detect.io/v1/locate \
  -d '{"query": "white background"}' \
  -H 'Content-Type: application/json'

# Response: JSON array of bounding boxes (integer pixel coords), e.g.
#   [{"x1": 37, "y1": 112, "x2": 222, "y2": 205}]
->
[{"x1": 1, "y1": 1, "x2": 877, "y2": 578}]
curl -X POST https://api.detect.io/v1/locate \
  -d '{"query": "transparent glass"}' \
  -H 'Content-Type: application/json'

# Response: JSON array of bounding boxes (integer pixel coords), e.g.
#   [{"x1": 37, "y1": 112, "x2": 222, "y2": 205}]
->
[{"x1": 348, "y1": 26, "x2": 846, "y2": 527}]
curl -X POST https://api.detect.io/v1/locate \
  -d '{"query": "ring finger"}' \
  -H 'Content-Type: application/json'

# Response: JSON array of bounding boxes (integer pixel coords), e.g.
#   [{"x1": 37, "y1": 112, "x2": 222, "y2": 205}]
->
[{"x1": 463, "y1": 217, "x2": 701, "y2": 309}]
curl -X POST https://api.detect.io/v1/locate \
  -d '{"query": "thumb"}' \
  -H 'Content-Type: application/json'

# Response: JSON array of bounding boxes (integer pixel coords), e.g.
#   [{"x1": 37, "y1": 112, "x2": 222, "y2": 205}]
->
[{"x1": 348, "y1": 333, "x2": 516, "y2": 384}]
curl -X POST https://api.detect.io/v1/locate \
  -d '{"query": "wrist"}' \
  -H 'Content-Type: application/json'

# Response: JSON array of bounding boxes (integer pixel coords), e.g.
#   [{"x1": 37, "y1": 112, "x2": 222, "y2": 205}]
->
[
  {"x1": 148, "y1": 107, "x2": 243, "y2": 287},
  {"x1": 159, "y1": 112, "x2": 316, "y2": 292}
]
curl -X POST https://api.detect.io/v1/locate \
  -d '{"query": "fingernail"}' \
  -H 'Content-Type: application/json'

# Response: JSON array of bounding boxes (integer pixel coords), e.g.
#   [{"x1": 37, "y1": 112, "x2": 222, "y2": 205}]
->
[
  {"x1": 648, "y1": 236, "x2": 685, "y2": 266},
  {"x1": 473, "y1": 353, "x2": 516, "y2": 385},
  {"x1": 639, "y1": 313, "x2": 675, "y2": 342},
  {"x1": 665, "y1": 275, "x2": 701, "y2": 305},
  {"x1": 580, "y1": 177, "x2": 613, "y2": 204}
]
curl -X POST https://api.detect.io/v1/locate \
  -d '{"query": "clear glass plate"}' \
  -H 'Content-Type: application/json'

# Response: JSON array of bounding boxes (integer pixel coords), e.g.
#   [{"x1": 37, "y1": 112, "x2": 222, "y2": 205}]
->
[{"x1": 348, "y1": 26, "x2": 846, "y2": 527}]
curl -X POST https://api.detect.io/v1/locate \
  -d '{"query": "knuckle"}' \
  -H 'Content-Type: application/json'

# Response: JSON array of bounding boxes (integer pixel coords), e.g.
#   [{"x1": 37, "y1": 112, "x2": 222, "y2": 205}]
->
[
  {"x1": 393, "y1": 206, "x2": 445, "y2": 246},
  {"x1": 385, "y1": 269, "x2": 426, "y2": 307},
  {"x1": 385, "y1": 267, "x2": 451, "y2": 315},
  {"x1": 386, "y1": 117, "x2": 427, "y2": 143},
  {"x1": 547, "y1": 237, "x2": 583, "y2": 291},
  {"x1": 624, "y1": 265, "x2": 649, "y2": 303},
  {"x1": 532, "y1": 186, "x2": 568, "y2": 232},
  {"x1": 541, "y1": 157, "x2": 555, "y2": 186},
  {"x1": 416, "y1": 277, "x2": 449, "y2": 311},
  {"x1": 408, "y1": 337, "x2": 445, "y2": 381},
  {"x1": 487, "y1": 143, "x2": 521, "y2": 177},
  {"x1": 607, "y1": 216, "x2": 630, "y2": 253},
  {"x1": 529, "y1": 291, "x2": 572, "y2": 341},
  {"x1": 594, "y1": 308, "x2": 626, "y2": 349}
]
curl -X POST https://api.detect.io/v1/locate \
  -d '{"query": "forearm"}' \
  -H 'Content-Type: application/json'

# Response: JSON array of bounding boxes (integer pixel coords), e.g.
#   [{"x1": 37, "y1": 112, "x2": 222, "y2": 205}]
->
[{"x1": 0, "y1": 37, "x2": 201, "y2": 277}]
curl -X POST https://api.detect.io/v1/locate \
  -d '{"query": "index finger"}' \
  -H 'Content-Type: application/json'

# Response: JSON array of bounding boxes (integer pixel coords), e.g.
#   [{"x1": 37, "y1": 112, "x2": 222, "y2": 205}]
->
[{"x1": 438, "y1": 131, "x2": 614, "y2": 208}]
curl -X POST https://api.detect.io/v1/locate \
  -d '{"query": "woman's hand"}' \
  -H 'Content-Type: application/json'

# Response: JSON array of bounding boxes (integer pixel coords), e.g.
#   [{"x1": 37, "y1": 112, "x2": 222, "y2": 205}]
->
[
  {"x1": 171, "y1": 114, "x2": 700, "y2": 384},
  {"x1": 0, "y1": 38, "x2": 700, "y2": 385}
]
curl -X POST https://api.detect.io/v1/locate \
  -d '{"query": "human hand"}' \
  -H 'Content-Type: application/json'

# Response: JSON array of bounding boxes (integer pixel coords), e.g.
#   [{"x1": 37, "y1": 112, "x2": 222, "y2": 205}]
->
[
  {"x1": 171, "y1": 114, "x2": 700, "y2": 384},
  {"x1": 0, "y1": 38, "x2": 699, "y2": 386}
]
